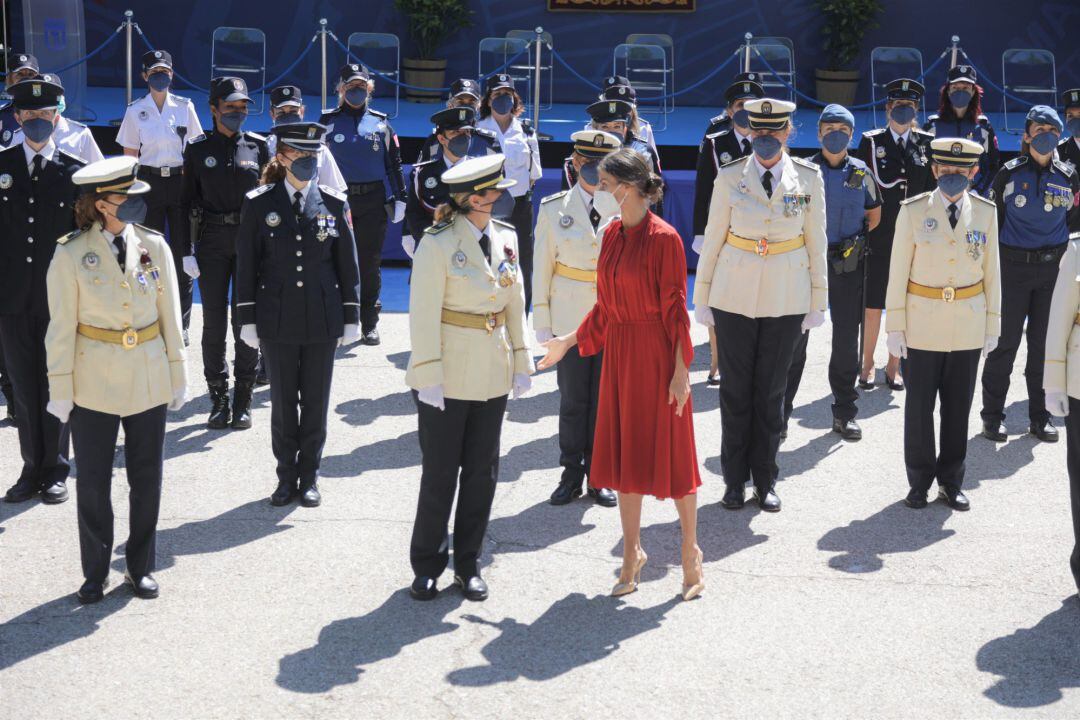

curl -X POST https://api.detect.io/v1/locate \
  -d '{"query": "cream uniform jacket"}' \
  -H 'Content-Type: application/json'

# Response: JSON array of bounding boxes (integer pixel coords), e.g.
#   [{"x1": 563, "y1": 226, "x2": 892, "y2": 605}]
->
[
  {"x1": 693, "y1": 153, "x2": 829, "y2": 318},
  {"x1": 1043, "y1": 236, "x2": 1080, "y2": 397},
  {"x1": 885, "y1": 189, "x2": 1001, "y2": 351},
  {"x1": 532, "y1": 185, "x2": 615, "y2": 337},
  {"x1": 406, "y1": 215, "x2": 534, "y2": 401},
  {"x1": 45, "y1": 222, "x2": 187, "y2": 417}
]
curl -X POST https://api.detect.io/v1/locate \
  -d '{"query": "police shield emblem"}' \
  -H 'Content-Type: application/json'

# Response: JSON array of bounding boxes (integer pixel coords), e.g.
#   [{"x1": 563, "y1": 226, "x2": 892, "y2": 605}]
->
[
  {"x1": 720, "y1": 152, "x2": 732, "y2": 163},
  {"x1": 608, "y1": 102, "x2": 616, "y2": 114},
  {"x1": 0, "y1": 174, "x2": 11, "y2": 189},
  {"x1": 265, "y1": 212, "x2": 281, "y2": 227},
  {"x1": 334, "y1": 133, "x2": 345, "y2": 144},
  {"x1": 155, "y1": 51, "x2": 163, "y2": 59},
  {"x1": 205, "y1": 156, "x2": 217, "y2": 168},
  {"x1": 307, "y1": 126, "x2": 316, "y2": 139},
  {"x1": 81, "y1": 252, "x2": 100, "y2": 269},
  {"x1": 1015, "y1": 194, "x2": 1026, "y2": 208},
  {"x1": 951, "y1": 142, "x2": 963, "y2": 156},
  {"x1": 424, "y1": 177, "x2": 437, "y2": 189},
  {"x1": 31, "y1": 83, "x2": 41, "y2": 97},
  {"x1": 1, "y1": 131, "x2": 9, "y2": 143},
  {"x1": 762, "y1": 101, "x2": 772, "y2": 114},
  {"x1": 283, "y1": 87, "x2": 291, "y2": 96},
  {"x1": 924, "y1": 217, "x2": 937, "y2": 231},
  {"x1": 559, "y1": 215, "x2": 573, "y2": 228}
]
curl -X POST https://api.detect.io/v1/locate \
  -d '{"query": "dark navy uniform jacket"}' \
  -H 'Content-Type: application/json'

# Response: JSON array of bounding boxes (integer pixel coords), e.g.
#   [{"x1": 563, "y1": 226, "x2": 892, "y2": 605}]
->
[
  {"x1": 0, "y1": 143, "x2": 84, "y2": 317},
  {"x1": 405, "y1": 157, "x2": 453, "y2": 242},
  {"x1": 856, "y1": 127, "x2": 937, "y2": 241},
  {"x1": 0, "y1": 100, "x2": 18, "y2": 148},
  {"x1": 693, "y1": 114, "x2": 753, "y2": 235},
  {"x1": 1059, "y1": 136, "x2": 1080, "y2": 232},
  {"x1": 924, "y1": 112, "x2": 1001, "y2": 195},
  {"x1": 415, "y1": 127, "x2": 500, "y2": 163},
  {"x1": 809, "y1": 152, "x2": 881, "y2": 246},
  {"x1": 991, "y1": 155, "x2": 1079, "y2": 250},
  {"x1": 318, "y1": 105, "x2": 406, "y2": 202},
  {"x1": 236, "y1": 181, "x2": 361, "y2": 344}
]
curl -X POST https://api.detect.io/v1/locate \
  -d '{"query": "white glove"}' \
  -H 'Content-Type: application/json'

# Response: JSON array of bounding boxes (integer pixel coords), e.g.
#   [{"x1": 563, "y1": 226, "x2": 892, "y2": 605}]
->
[
  {"x1": 239, "y1": 324, "x2": 260, "y2": 351},
  {"x1": 168, "y1": 386, "x2": 186, "y2": 411},
  {"x1": 982, "y1": 334, "x2": 999, "y2": 358},
  {"x1": 46, "y1": 399, "x2": 74, "y2": 423},
  {"x1": 694, "y1": 304, "x2": 714, "y2": 327},
  {"x1": 886, "y1": 331, "x2": 908, "y2": 359},
  {"x1": 1046, "y1": 391, "x2": 1070, "y2": 418},
  {"x1": 339, "y1": 323, "x2": 360, "y2": 347},
  {"x1": 692, "y1": 235, "x2": 705, "y2": 254},
  {"x1": 418, "y1": 384, "x2": 445, "y2": 411},
  {"x1": 182, "y1": 255, "x2": 200, "y2": 279},
  {"x1": 402, "y1": 234, "x2": 417, "y2": 258},
  {"x1": 512, "y1": 372, "x2": 532, "y2": 399},
  {"x1": 391, "y1": 200, "x2": 406, "y2": 224},
  {"x1": 535, "y1": 327, "x2": 555, "y2": 344},
  {"x1": 801, "y1": 309, "x2": 826, "y2": 332}
]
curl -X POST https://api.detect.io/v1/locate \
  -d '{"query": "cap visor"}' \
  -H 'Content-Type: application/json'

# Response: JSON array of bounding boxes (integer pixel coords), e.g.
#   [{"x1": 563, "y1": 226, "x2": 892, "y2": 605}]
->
[
  {"x1": 453, "y1": 91, "x2": 480, "y2": 99},
  {"x1": 126, "y1": 179, "x2": 152, "y2": 195},
  {"x1": 494, "y1": 177, "x2": 517, "y2": 190},
  {"x1": 221, "y1": 92, "x2": 252, "y2": 103},
  {"x1": 146, "y1": 62, "x2": 171, "y2": 71},
  {"x1": 274, "y1": 99, "x2": 302, "y2": 108},
  {"x1": 280, "y1": 139, "x2": 322, "y2": 152}
]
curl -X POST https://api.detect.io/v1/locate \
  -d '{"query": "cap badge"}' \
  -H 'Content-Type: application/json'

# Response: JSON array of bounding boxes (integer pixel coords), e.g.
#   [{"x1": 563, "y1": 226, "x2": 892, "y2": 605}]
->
[
  {"x1": 608, "y1": 76, "x2": 615, "y2": 83},
  {"x1": 18, "y1": 55, "x2": 26, "y2": 62},
  {"x1": 233, "y1": 79, "x2": 243, "y2": 91},
  {"x1": 155, "y1": 51, "x2": 162, "y2": 59},
  {"x1": 283, "y1": 88, "x2": 291, "y2": 96},
  {"x1": 618, "y1": 87, "x2": 626, "y2": 95},
  {"x1": 762, "y1": 101, "x2": 772, "y2": 114},
  {"x1": 1072, "y1": 92, "x2": 1078, "y2": 102},
  {"x1": 951, "y1": 142, "x2": 963, "y2": 156},
  {"x1": 265, "y1": 212, "x2": 281, "y2": 227},
  {"x1": 459, "y1": 109, "x2": 466, "y2": 121},
  {"x1": 748, "y1": 73, "x2": 756, "y2": 80},
  {"x1": 307, "y1": 127, "x2": 317, "y2": 139},
  {"x1": 902, "y1": 80, "x2": 909, "y2": 90},
  {"x1": 31, "y1": 84, "x2": 41, "y2": 97},
  {"x1": 0, "y1": 173, "x2": 11, "y2": 189},
  {"x1": 424, "y1": 176, "x2": 438, "y2": 189},
  {"x1": 608, "y1": 102, "x2": 616, "y2": 114},
  {"x1": 592, "y1": 133, "x2": 604, "y2": 146},
  {"x1": 559, "y1": 214, "x2": 573, "y2": 228},
  {"x1": 351, "y1": 64, "x2": 359, "y2": 72},
  {"x1": 959, "y1": 65, "x2": 968, "y2": 73},
  {"x1": 743, "y1": 83, "x2": 750, "y2": 93}
]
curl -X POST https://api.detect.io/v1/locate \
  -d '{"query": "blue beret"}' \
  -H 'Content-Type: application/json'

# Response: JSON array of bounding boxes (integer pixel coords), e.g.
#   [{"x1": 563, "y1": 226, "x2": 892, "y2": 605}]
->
[
  {"x1": 1026, "y1": 104, "x2": 1062, "y2": 132},
  {"x1": 819, "y1": 103, "x2": 854, "y2": 129}
]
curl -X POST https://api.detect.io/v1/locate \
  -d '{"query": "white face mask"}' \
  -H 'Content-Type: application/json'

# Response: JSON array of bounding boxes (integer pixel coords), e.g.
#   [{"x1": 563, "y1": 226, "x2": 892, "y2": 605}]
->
[{"x1": 593, "y1": 184, "x2": 626, "y2": 217}]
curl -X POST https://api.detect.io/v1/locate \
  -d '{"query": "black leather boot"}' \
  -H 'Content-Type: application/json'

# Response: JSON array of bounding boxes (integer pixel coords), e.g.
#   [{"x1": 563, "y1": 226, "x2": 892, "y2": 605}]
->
[
  {"x1": 207, "y1": 380, "x2": 231, "y2": 429},
  {"x1": 231, "y1": 380, "x2": 254, "y2": 430}
]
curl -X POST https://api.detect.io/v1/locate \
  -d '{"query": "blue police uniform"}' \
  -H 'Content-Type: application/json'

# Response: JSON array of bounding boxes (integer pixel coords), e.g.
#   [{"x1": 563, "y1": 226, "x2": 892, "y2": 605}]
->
[
  {"x1": 981, "y1": 153, "x2": 1080, "y2": 435},
  {"x1": 417, "y1": 128, "x2": 500, "y2": 163}
]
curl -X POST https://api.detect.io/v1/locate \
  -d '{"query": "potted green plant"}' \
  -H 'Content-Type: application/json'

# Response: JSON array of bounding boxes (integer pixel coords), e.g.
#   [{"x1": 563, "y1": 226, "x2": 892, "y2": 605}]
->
[
  {"x1": 395, "y1": 0, "x2": 473, "y2": 102},
  {"x1": 813, "y1": 0, "x2": 883, "y2": 105}
]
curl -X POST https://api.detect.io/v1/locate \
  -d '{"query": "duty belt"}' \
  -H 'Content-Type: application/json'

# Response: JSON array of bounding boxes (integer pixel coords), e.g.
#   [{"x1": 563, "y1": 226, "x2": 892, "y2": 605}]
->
[
  {"x1": 726, "y1": 231, "x2": 804, "y2": 257},
  {"x1": 203, "y1": 210, "x2": 242, "y2": 225},
  {"x1": 139, "y1": 165, "x2": 183, "y2": 178},
  {"x1": 998, "y1": 244, "x2": 1066, "y2": 265},
  {"x1": 346, "y1": 181, "x2": 385, "y2": 195},
  {"x1": 906, "y1": 280, "x2": 984, "y2": 302},
  {"x1": 77, "y1": 321, "x2": 161, "y2": 350},
  {"x1": 441, "y1": 308, "x2": 506, "y2": 335},
  {"x1": 554, "y1": 262, "x2": 597, "y2": 283}
]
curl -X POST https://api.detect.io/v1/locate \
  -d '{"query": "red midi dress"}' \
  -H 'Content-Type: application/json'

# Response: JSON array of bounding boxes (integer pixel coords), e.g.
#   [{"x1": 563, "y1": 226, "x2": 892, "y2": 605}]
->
[{"x1": 576, "y1": 211, "x2": 702, "y2": 499}]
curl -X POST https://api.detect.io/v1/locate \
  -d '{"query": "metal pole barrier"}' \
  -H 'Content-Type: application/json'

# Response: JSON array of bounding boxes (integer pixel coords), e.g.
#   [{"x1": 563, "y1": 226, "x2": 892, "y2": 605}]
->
[
  {"x1": 320, "y1": 19, "x2": 328, "y2": 113},
  {"x1": 950, "y1": 35, "x2": 959, "y2": 69},
  {"x1": 532, "y1": 27, "x2": 542, "y2": 129},
  {"x1": 124, "y1": 11, "x2": 133, "y2": 106},
  {"x1": 3, "y1": 0, "x2": 9, "y2": 82},
  {"x1": 744, "y1": 32, "x2": 752, "y2": 73}
]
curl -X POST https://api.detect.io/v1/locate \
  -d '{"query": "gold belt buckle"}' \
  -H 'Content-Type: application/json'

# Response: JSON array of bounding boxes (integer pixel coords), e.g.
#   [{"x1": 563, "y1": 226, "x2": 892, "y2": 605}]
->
[
  {"x1": 941, "y1": 286, "x2": 956, "y2": 303},
  {"x1": 160, "y1": 166, "x2": 171, "y2": 178},
  {"x1": 121, "y1": 326, "x2": 138, "y2": 350},
  {"x1": 755, "y1": 238, "x2": 769, "y2": 257},
  {"x1": 485, "y1": 313, "x2": 496, "y2": 335}
]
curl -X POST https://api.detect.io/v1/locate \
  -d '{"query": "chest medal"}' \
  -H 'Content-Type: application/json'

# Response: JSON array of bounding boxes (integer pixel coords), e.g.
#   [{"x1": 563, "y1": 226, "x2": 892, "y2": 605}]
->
[
  {"x1": 497, "y1": 245, "x2": 518, "y2": 288},
  {"x1": 965, "y1": 230, "x2": 987, "y2": 261}
]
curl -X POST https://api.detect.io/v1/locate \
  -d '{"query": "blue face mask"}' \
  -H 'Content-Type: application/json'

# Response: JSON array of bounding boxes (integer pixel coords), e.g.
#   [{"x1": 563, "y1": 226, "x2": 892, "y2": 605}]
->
[
  {"x1": 218, "y1": 111, "x2": 247, "y2": 133},
  {"x1": 446, "y1": 133, "x2": 471, "y2": 158},
  {"x1": 1067, "y1": 117, "x2": 1080, "y2": 138},
  {"x1": 579, "y1": 160, "x2": 600, "y2": 186},
  {"x1": 21, "y1": 117, "x2": 55, "y2": 144},
  {"x1": 949, "y1": 89, "x2": 973, "y2": 108},
  {"x1": 491, "y1": 94, "x2": 515, "y2": 116},
  {"x1": 1029, "y1": 130, "x2": 1059, "y2": 155},
  {"x1": 274, "y1": 111, "x2": 301, "y2": 126},
  {"x1": 889, "y1": 105, "x2": 917, "y2": 125},
  {"x1": 148, "y1": 72, "x2": 171, "y2": 92},
  {"x1": 821, "y1": 129, "x2": 850, "y2": 154},
  {"x1": 491, "y1": 190, "x2": 515, "y2": 219},
  {"x1": 109, "y1": 195, "x2": 148, "y2": 225},
  {"x1": 732, "y1": 109, "x2": 750, "y2": 129},
  {"x1": 752, "y1": 134, "x2": 782, "y2": 161},
  {"x1": 936, "y1": 172, "x2": 970, "y2": 196},
  {"x1": 344, "y1": 87, "x2": 368, "y2": 107},
  {"x1": 287, "y1": 155, "x2": 319, "y2": 182}
]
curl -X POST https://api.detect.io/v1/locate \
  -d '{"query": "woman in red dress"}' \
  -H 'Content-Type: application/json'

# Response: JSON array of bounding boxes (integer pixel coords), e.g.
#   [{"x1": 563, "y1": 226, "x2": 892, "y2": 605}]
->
[{"x1": 538, "y1": 148, "x2": 704, "y2": 601}]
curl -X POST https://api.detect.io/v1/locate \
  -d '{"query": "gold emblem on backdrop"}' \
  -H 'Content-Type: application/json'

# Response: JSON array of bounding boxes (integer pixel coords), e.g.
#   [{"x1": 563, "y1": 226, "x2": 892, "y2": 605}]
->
[{"x1": 548, "y1": 0, "x2": 695, "y2": 12}]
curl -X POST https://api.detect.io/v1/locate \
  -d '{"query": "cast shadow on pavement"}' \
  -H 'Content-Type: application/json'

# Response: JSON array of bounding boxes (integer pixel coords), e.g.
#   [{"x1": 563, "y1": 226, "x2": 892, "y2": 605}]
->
[
  {"x1": 319, "y1": 431, "x2": 421, "y2": 477},
  {"x1": 276, "y1": 589, "x2": 464, "y2": 694},
  {"x1": 499, "y1": 434, "x2": 559, "y2": 483},
  {"x1": 976, "y1": 596, "x2": 1080, "y2": 708},
  {"x1": 789, "y1": 388, "x2": 900, "y2": 430},
  {"x1": 111, "y1": 499, "x2": 298, "y2": 572},
  {"x1": 505, "y1": 388, "x2": 559, "y2": 424},
  {"x1": 702, "y1": 430, "x2": 841, "y2": 485},
  {"x1": 485, "y1": 499, "x2": 598, "y2": 558},
  {"x1": 817, "y1": 500, "x2": 956, "y2": 573},
  {"x1": 609, "y1": 500, "x2": 769, "y2": 580},
  {"x1": 447, "y1": 592, "x2": 681, "y2": 686},
  {"x1": 0, "y1": 496, "x2": 40, "y2": 535},
  {"x1": 335, "y1": 390, "x2": 415, "y2": 427},
  {"x1": 0, "y1": 589, "x2": 135, "y2": 672}
]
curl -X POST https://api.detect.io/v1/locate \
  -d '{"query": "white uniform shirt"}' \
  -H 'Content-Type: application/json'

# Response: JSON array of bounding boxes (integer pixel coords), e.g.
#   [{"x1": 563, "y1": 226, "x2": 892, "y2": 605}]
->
[
  {"x1": 476, "y1": 115, "x2": 541, "y2": 198},
  {"x1": 12, "y1": 116, "x2": 103, "y2": 164},
  {"x1": 267, "y1": 134, "x2": 346, "y2": 193},
  {"x1": 22, "y1": 136, "x2": 56, "y2": 169},
  {"x1": 116, "y1": 92, "x2": 204, "y2": 167}
]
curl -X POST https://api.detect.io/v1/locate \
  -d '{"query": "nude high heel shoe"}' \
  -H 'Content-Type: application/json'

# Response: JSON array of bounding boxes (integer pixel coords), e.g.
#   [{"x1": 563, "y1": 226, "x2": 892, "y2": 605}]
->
[
  {"x1": 682, "y1": 548, "x2": 705, "y2": 601},
  {"x1": 611, "y1": 550, "x2": 648, "y2": 597}
]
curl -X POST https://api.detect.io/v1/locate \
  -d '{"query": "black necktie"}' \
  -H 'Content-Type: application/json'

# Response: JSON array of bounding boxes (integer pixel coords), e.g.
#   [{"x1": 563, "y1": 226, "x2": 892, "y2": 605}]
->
[
  {"x1": 948, "y1": 203, "x2": 959, "y2": 229},
  {"x1": 292, "y1": 191, "x2": 303, "y2": 222},
  {"x1": 897, "y1": 137, "x2": 905, "y2": 154},
  {"x1": 589, "y1": 204, "x2": 601, "y2": 230},
  {"x1": 741, "y1": 138, "x2": 751, "y2": 156},
  {"x1": 113, "y1": 236, "x2": 126, "y2": 270},
  {"x1": 478, "y1": 232, "x2": 491, "y2": 263},
  {"x1": 30, "y1": 154, "x2": 44, "y2": 181},
  {"x1": 762, "y1": 170, "x2": 773, "y2": 198}
]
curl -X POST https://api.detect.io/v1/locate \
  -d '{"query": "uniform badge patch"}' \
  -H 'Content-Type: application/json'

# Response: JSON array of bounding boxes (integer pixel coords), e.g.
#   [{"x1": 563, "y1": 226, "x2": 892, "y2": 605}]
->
[
  {"x1": 424, "y1": 177, "x2": 437, "y2": 189},
  {"x1": 924, "y1": 217, "x2": 937, "y2": 231},
  {"x1": 1014, "y1": 194, "x2": 1026, "y2": 208},
  {"x1": 1, "y1": 130, "x2": 9, "y2": 143},
  {"x1": 876, "y1": 146, "x2": 886, "y2": 159},
  {"x1": 720, "y1": 152, "x2": 732, "y2": 164},
  {"x1": 334, "y1": 133, "x2": 345, "y2": 144},
  {"x1": 265, "y1": 212, "x2": 281, "y2": 227},
  {"x1": 138, "y1": 110, "x2": 148, "y2": 121},
  {"x1": 81, "y1": 252, "x2": 100, "y2": 269},
  {"x1": 452, "y1": 250, "x2": 467, "y2": 268},
  {"x1": 205, "y1": 156, "x2": 217, "y2": 168},
  {"x1": 0, "y1": 174, "x2": 11, "y2": 189},
  {"x1": 559, "y1": 215, "x2": 573, "y2": 228},
  {"x1": 737, "y1": 180, "x2": 749, "y2": 194}
]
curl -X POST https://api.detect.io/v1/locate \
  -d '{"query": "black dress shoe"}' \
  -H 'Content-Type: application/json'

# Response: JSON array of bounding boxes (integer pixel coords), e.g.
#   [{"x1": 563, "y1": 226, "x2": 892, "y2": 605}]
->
[
  {"x1": 77, "y1": 578, "x2": 108, "y2": 605},
  {"x1": 270, "y1": 480, "x2": 296, "y2": 506},
  {"x1": 1031, "y1": 420, "x2": 1059, "y2": 443},
  {"x1": 753, "y1": 488, "x2": 781, "y2": 512},
  {"x1": 455, "y1": 574, "x2": 489, "y2": 602},
  {"x1": 904, "y1": 488, "x2": 928, "y2": 509},
  {"x1": 721, "y1": 485, "x2": 745, "y2": 509},
  {"x1": 858, "y1": 374, "x2": 875, "y2": 390},
  {"x1": 125, "y1": 573, "x2": 159, "y2": 599},
  {"x1": 410, "y1": 576, "x2": 438, "y2": 601},
  {"x1": 3, "y1": 479, "x2": 38, "y2": 503},
  {"x1": 982, "y1": 421, "x2": 1007, "y2": 442},
  {"x1": 587, "y1": 486, "x2": 617, "y2": 507},
  {"x1": 361, "y1": 328, "x2": 381, "y2": 346},
  {"x1": 299, "y1": 484, "x2": 322, "y2": 508},
  {"x1": 207, "y1": 381, "x2": 231, "y2": 430},
  {"x1": 40, "y1": 480, "x2": 69, "y2": 504},
  {"x1": 938, "y1": 486, "x2": 971, "y2": 511},
  {"x1": 885, "y1": 373, "x2": 905, "y2": 391},
  {"x1": 706, "y1": 373, "x2": 720, "y2": 386},
  {"x1": 832, "y1": 418, "x2": 862, "y2": 441},
  {"x1": 549, "y1": 481, "x2": 582, "y2": 506}
]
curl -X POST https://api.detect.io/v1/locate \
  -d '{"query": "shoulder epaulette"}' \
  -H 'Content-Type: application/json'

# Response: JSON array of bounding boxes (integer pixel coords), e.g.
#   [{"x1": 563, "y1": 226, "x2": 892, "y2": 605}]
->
[
  {"x1": 1053, "y1": 158, "x2": 1075, "y2": 177},
  {"x1": 971, "y1": 192, "x2": 995, "y2": 207},
  {"x1": 708, "y1": 113, "x2": 729, "y2": 126},
  {"x1": 927, "y1": 114, "x2": 940, "y2": 122},
  {"x1": 64, "y1": 118, "x2": 88, "y2": 130},
  {"x1": 1004, "y1": 155, "x2": 1028, "y2": 170},
  {"x1": 863, "y1": 128, "x2": 886, "y2": 137},
  {"x1": 413, "y1": 157, "x2": 439, "y2": 169},
  {"x1": 127, "y1": 96, "x2": 143, "y2": 107},
  {"x1": 186, "y1": 134, "x2": 207, "y2": 146},
  {"x1": 426, "y1": 220, "x2": 452, "y2": 235},
  {"x1": 367, "y1": 108, "x2": 388, "y2": 120},
  {"x1": 491, "y1": 218, "x2": 516, "y2": 230},
  {"x1": 720, "y1": 155, "x2": 748, "y2": 169},
  {"x1": 791, "y1": 155, "x2": 818, "y2": 170},
  {"x1": 245, "y1": 131, "x2": 266, "y2": 143},
  {"x1": 541, "y1": 190, "x2": 568, "y2": 204},
  {"x1": 133, "y1": 223, "x2": 164, "y2": 238},
  {"x1": 57, "y1": 228, "x2": 84, "y2": 245},
  {"x1": 473, "y1": 127, "x2": 497, "y2": 139},
  {"x1": 900, "y1": 191, "x2": 932, "y2": 205},
  {"x1": 57, "y1": 149, "x2": 87, "y2": 166},
  {"x1": 246, "y1": 183, "x2": 274, "y2": 199},
  {"x1": 846, "y1": 156, "x2": 870, "y2": 170},
  {"x1": 706, "y1": 125, "x2": 733, "y2": 140},
  {"x1": 319, "y1": 184, "x2": 347, "y2": 202},
  {"x1": 911, "y1": 127, "x2": 934, "y2": 137}
]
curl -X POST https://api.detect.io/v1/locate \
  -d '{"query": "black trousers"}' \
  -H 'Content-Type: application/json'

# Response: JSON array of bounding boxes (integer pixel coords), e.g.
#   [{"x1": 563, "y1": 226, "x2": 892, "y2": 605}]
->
[
  {"x1": 410, "y1": 392, "x2": 507, "y2": 578},
  {"x1": 0, "y1": 334, "x2": 12, "y2": 407},
  {"x1": 556, "y1": 346, "x2": 603, "y2": 486},
  {"x1": 1064, "y1": 398, "x2": 1080, "y2": 592},
  {"x1": 347, "y1": 189, "x2": 389, "y2": 331},
  {"x1": 902, "y1": 348, "x2": 980, "y2": 492},
  {"x1": 510, "y1": 193, "x2": 534, "y2": 310},
  {"x1": 71, "y1": 403, "x2": 166, "y2": 582},
  {"x1": 981, "y1": 257, "x2": 1057, "y2": 427},
  {"x1": 714, "y1": 308, "x2": 803, "y2": 492},
  {"x1": 785, "y1": 262, "x2": 863, "y2": 424},
  {"x1": 196, "y1": 224, "x2": 258, "y2": 384},
  {"x1": 262, "y1": 340, "x2": 337, "y2": 488},
  {"x1": 140, "y1": 172, "x2": 191, "y2": 331},
  {"x1": 0, "y1": 314, "x2": 70, "y2": 487}
]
